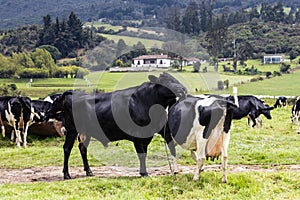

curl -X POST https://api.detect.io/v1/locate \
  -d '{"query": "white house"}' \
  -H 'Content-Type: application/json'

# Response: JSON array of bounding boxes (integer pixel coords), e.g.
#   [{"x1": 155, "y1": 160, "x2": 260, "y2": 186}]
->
[
  {"x1": 132, "y1": 54, "x2": 173, "y2": 68},
  {"x1": 263, "y1": 55, "x2": 284, "y2": 64}
]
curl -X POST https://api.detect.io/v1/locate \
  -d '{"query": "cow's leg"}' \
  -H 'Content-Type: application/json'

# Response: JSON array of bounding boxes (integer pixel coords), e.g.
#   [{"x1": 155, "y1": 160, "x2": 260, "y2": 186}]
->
[
  {"x1": 249, "y1": 114, "x2": 257, "y2": 128},
  {"x1": 10, "y1": 130, "x2": 14, "y2": 141},
  {"x1": 15, "y1": 130, "x2": 22, "y2": 147},
  {"x1": 63, "y1": 130, "x2": 77, "y2": 180},
  {"x1": 134, "y1": 139, "x2": 151, "y2": 177},
  {"x1": 221, "y1": 131, "x2": 230, "y2": 183},
  {"x1": 158, "y1": 127, "x2": 178, "y2": 174},
  {"x1": 78, "y1": 133, "x2": 94, "y2": 177},
  {"x1": 23, "y1": 123, "x2": 30, "y2": 148},
  {"x1": 1, "y1": 125, "x2": 5, "y2": 138},
  {"x1": 193, "y1": 137, "x2": 207, "y2": 181}
]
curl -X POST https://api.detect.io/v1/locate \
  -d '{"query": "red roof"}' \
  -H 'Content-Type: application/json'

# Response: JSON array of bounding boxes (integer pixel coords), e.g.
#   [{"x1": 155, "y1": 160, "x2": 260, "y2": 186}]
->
[{"x1": 133, "y1": 54, "x2": 170, "y2": 60}]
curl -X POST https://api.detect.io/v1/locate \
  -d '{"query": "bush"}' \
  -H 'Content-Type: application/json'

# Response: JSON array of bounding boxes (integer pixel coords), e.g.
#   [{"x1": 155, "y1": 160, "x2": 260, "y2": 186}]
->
[
  {"x1": 273, "y1": 71, "x2": 282, "y2": 76},
  {"x1": 17, "y1": 68, "x2": 49, "y2": 78},
  {"x1": 266, "y1": 71, "x2": 272, "y2": 78},
  {"x1": 217, "y1": 81, "x2": 224, "y2": 90},
  {"x1": 280, "y1": 63, "x2": 290, "y2": 73}
]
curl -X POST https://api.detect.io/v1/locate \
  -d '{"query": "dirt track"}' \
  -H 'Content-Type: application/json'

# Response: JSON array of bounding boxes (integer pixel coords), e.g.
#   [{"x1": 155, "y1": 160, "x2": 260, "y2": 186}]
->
[{"x1": 1, "y1": 164, "x2": 299, "y2": 184}]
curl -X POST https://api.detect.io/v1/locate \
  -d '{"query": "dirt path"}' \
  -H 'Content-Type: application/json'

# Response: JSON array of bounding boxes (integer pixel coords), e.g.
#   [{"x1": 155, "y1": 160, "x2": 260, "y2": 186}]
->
[{"x1": 1, "y1": 164, "x2": 299, "y2": 184}]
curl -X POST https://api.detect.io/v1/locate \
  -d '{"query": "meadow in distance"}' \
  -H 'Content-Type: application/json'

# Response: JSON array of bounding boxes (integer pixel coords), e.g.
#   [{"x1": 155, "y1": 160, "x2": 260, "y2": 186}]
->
[{"x1": 0, "y1": 59, "x2": 299, "y2": 199}]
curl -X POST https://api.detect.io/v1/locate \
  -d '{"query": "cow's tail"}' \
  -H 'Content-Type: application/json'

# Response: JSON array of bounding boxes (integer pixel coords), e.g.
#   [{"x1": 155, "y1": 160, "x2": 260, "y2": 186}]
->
[{"x1": 233, "y1": 87, "x2": 239, "y2": 107}]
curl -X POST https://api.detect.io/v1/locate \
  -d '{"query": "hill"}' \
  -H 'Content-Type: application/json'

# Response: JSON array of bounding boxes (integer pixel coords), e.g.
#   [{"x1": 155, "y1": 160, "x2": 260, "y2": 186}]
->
[{"x1": 1, "y1": 0, "x2": 300, "y2": 30}]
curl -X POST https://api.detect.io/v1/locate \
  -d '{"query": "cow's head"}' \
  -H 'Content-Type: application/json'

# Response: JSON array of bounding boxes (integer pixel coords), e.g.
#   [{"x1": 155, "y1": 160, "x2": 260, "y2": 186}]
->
[
  {"x1": 32, "y1": 101, "x2": 53, "y2": 122},
  {"x1": 44, "y1": 95, "x2": 64, "y2": 122},
  {"x1": 259, "y1": 104, "x2": 274, "y2": 119},
  {"x1": 148, "y1": 72, "x2": 187, "y2": 99}
]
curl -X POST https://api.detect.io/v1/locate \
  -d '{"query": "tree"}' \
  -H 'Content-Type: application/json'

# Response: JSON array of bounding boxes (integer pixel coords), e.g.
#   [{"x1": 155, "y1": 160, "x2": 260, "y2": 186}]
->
[
  {"x1": 205, "y1": 15, "x2": 228, "y2": 71},
  {"x1": 295, "y1": 8, "x2": 300, "y2": 23},
  {"x1": 164, "y1": 6, "x2": 181, "y2": 32},
  {"x1": 181, "y1": 1, "x2": 200, "y2": 35},
  {"x1": 38, "y1": 45, "x2": 61, "y2": 63},
  {"x1": 248, "y1": 7, "x2": 260, "y2": 21},
  {"x1": 31, "y1": 48, "x2": 58, "y2": 77},
  {"x1": 116, "y1": 39, "x2": 128, "y2": 58},
  {"x1": 273, "y1": 2, "x2": 285, "y2": 23},
  {"x1": 12, "y1": 52, "x2": 35, "y2": 68},
  {"x1": 67, "y1": 11, "x2": 83, "y2": 48},
  {"x1": 285, "y1": 9, "x2": 294, "y2": 24},
  {"x1": 200, "y1": 0, "x2": 208, "y2": 32},
  {"x1": 38, "y1": 14, "x2": 56, "y2": 45}
]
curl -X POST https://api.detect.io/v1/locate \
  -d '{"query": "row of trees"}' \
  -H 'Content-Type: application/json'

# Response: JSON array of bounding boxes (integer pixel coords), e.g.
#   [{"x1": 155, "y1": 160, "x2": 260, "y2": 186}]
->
[
  {"x1": 0, "y1": 12, "x2": 105, "y2": 59},
  {"x1": 0, "y1": 48, "x2": 89, "y2": 78},
  {"x1": 165, "y1": 1, "x2": 300, "y2": 36},
  {"x1": 38, "y1": 12, "x2": 105, "y2": 58}
]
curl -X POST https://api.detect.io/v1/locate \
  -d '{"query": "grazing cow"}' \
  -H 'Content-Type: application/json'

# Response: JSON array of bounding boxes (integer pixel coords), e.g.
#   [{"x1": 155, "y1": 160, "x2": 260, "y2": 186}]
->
[
  {"x1": 45, "y1": 73, "x2": 187, "y2": 179},
  {"x1": 225, "y1": 95, "x2": 273, "y2": 128},
  {"x1": 274, "y1": 96, "x2": 288, "y2": 108},
  {"x1": 0, "y1": 96, "x2": 32, "y2": 147},
  {"x1": 160, "y1": 95, "x2": 236, "y2": 183}
]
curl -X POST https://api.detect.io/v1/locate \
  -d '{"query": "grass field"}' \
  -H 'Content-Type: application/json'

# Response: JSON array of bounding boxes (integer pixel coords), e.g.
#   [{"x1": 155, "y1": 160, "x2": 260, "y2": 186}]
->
[
  {"x1": 230, "y1": 70, "x2": 300, "y2": 96},
  {"x1": 99, "y1": 33, "x2": 163, "y2": 48},
  {"x1": 0, "y1": 64, "x2": 300, "y2": 199},
  {"x1": 2, "y1": 68, "x2": 300, "y2": 99}
]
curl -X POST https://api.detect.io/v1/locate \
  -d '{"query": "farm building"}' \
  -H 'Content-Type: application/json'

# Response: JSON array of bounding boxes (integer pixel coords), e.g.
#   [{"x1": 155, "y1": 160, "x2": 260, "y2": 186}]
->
[
  {"x1": 132, "y1": 54, "x2": 189, "y2": 68},
  {"x1": 263, "y1": 55, "x2": 284, "y2": 64}
]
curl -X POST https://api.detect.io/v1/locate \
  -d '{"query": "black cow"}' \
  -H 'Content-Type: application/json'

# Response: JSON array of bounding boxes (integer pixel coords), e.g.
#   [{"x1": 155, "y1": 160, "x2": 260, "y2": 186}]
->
[
  {"x1": 31, "y1": 100, "x2": 53, "y2": 123},
  {"x1": 45, "y1": 73, "x2": 187, "y2": 179},
  {"x1": 225, "y1": 95, "x2": 273, "y2": 128},
  {"x1": 274, "y1": 96, "x2": 288, "y2": 108},
  {"x1": 0, "y1": 96, "x2": 32, "y2": 147},
  {"x1": 159, "y1": 95, "x2": 236, "y2": 183}
]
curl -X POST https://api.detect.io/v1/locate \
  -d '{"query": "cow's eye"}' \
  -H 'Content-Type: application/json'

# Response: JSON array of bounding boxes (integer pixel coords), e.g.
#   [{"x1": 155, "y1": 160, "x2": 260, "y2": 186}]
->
[{"x1": 56, "y1": 111, "x2": 62, "y2": 114}]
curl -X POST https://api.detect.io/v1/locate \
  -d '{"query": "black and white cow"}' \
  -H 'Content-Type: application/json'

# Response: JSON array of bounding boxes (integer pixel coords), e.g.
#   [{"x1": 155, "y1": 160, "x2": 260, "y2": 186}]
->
[
  {"x1": 160, "y1": 95, "x2": 236, "y2": 183},
  {"x1": 291, "y1": 97, "x2": 300, "y2": 133},
  {"x1": 274, "y1": 96, "x2": 288, "y2": 108},
  {"x1": 31, "y1": 100, "x2": 53, "y2": 123},
  {"x1": 0, "y1": 96, "x2": 32, "y2": 147},
  {"x1": 225, "y1": 95, "x2": 273, "y2": 128},
  {"x1": 45, "y1": 73, "x2": 187, "y2": 179},
  {"x1": 44, "y1": 94, "x2": 62, "y2": 104}
]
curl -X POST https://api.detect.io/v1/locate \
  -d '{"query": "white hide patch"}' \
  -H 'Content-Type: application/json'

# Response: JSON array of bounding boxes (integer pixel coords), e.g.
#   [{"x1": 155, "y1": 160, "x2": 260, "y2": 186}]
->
[
  {"x1": 5, "y1": 103, "x2": 16, "y2": 126},
  {"x1": 180, "y1": 99, "x2": 206, "y2": 150},
  {"x1": 44, "y1": 96, "x2": 54, "y2": 103}
]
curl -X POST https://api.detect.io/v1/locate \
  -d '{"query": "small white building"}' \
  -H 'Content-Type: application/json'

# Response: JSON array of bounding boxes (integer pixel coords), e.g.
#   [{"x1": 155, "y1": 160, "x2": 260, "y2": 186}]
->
[
  {"x1": 132, "y1": 54, "x2": 173, "y2": 68},
  {"x1": 263, "y1": 55, "x2": 284, "y2": 64}
]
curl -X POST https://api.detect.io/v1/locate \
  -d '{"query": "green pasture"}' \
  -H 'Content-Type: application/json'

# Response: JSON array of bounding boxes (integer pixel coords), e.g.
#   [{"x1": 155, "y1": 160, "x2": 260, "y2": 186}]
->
[
  {"x1": 231, "y1": 70, "x2": 300, "y2": 96},
  {"x1": 2, "y1": 67, "x2": 299, "y2": 99},
  {"x1": 99, "y1": 33, "x2": 163, "y2": 48},
  {"x1": 0, "y1": 104, "x2": 299, "y2": 199}
]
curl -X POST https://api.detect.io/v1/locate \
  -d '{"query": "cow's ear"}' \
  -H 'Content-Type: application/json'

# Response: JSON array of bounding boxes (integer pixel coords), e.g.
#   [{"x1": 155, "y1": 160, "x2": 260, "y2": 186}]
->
[
  {"x1": 148, "y1": 75, "x2": 159, "y2": 83},
  {"x1": 268, "y1": 106, "x2": 274, "y2": 110}
]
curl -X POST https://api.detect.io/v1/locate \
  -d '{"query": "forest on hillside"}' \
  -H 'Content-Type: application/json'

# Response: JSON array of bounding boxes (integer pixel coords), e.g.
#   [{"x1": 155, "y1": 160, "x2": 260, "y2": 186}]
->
[{"x1": 1, "y1": 0, "x2": 300, "y2": 29}]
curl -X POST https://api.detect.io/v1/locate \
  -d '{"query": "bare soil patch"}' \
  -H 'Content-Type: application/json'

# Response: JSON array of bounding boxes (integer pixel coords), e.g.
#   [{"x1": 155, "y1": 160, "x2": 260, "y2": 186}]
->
[{"x1": 0, "y1": 164, "x2": 299, "y2": 184}]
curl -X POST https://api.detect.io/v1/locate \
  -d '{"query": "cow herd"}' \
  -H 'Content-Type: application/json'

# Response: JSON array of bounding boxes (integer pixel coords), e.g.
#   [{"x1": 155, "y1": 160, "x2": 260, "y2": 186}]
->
[{"x1": 0, "y1": 73, "x2": 298, "y2": 183}]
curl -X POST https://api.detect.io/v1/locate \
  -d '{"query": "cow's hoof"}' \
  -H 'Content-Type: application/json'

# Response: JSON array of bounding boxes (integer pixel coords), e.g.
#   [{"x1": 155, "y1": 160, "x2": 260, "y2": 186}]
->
[
  {"x1": 86, "y1": 169, "x2": 94, "y2": 177},
  {"x1": 140, "y1": 172, "x2": 149, "y2": 177},
  {"x1": 64, "y1": 173, "x2": 72, "y2": 180}
]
